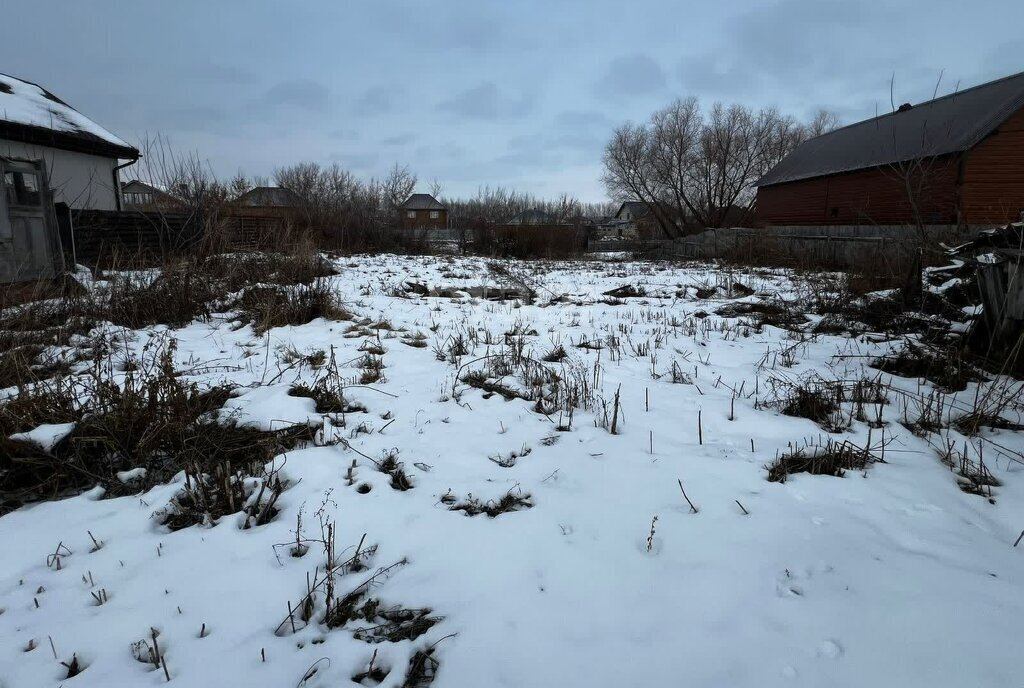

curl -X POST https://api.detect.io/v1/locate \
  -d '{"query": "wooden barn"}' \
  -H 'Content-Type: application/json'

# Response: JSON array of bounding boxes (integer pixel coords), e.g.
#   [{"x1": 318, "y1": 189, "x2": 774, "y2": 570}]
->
[{"x1": 757, "y1": 70, "x2": 1024, "y2": 228}]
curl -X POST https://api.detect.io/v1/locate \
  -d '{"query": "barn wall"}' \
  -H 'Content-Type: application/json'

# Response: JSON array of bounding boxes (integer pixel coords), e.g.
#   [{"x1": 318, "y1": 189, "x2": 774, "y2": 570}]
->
[
  {"x1": 962, "y1": 106, "x2": 1024, "y2": 225},
  {"x1": 757, "y1": 155, "x2": 961, "y2": 226},
  {"x1": 0, "y1": 139, "x2": 120, "y2": 210}
]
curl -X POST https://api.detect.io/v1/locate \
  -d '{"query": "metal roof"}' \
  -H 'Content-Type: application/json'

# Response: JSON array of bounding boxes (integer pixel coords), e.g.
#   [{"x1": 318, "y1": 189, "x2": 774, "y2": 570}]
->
[
  {"x1": 615, "y1": 201, "x2": 649, "y2": 219},
  {"x1": 758, "y1": 70, "x2": 1024, "y2": 187},
  {"x1": 399, "y1": 193, "x2": 446, "y2": 210},
  {"x1": 121, "y1": 180, "x2": 165, "y2": 194},
  {"x1": 234, "y1": 186, "x2": 304, "y2": 207}
]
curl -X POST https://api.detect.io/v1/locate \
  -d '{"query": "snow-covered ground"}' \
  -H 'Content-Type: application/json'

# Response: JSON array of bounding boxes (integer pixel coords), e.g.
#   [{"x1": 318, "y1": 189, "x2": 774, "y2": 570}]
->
[{"x1": 2, "y1": 254, "x2": 1023, "y2": 687}]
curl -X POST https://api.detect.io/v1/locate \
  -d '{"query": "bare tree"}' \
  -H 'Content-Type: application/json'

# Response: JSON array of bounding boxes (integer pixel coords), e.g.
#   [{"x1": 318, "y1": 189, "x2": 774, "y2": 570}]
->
[
  {"x1": 135, "y1": 134, "x2": 229, "y2": 218},
  {"x1": 603, "y1": 99, "x2": 838, "y2": 235},
  {"x1": 428, "y1": 177, "x2": 444, "y2": 199},
  {"x1": 880, "y1": 73, "x2": 961, "y2": 305},
  {"x1": 228, "y1": 171, "x2": 252, "y2": 200},
  {"x1": 381, "y1": 163, "x2": 417, "y2": 218},
  {"x1": 806, "y1": 109, "x2": 841, "y2": 138}
]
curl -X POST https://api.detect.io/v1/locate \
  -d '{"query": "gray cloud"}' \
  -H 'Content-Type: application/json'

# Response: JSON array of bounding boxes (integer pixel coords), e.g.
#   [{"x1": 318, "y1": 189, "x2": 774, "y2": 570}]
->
[
  {"x1": 186, "y1": 63, "x2": 257, "y2": 85},
  {"x1": 354, "y1": 86, "x2": 399, "y2": 116},
  {"x1": 329, "y1": 151, "x2": 377, "y2": 170},
  {"x1": 2, "y1": 0, "x2": 1020, "y2": 202},
  {"x1": 982, "y1": 40, "x2": 1024, "y2": 80},
  {"x1": 437, "y1": 82, "x2": 534, "y2": 120},
  {"x1": 262, "y1": 79, "x2": 330, "y2": 112},
  {"x1": 554, "y1": 110, "x2": 615, "y2": 130},
  {"x1": 154, "y1": 105, "x2": 229, "y2": 133},
  {"x1": 674, "y1": 0, "x2": 914, "y2": 112},
  {"x1": 328, "y1": 128, "x2": 360, "y2": 141},
  {"x1": 677, "y1": 54, "x2": 757, "y2": 99},
  {"x1": 596, "y1": 54, "x2": 667, "y2": 96},
  {"x1": 414, "y1": 143, "x2": 467, "y2": 163},
  {"x1": 382, "y1": 133, "x2": 416, "y2": 146}
]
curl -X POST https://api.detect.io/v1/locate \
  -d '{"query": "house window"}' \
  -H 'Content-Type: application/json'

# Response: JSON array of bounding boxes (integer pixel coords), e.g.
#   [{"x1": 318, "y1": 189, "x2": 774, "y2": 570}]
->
[
  {"x1": 3, "y1": 170, "x2": 42, "y2": 206},
  {"x1": 407, "y1": 210, "x2": 416, "y2": 219},
  {"x1": 429, "y1": 210, "x2": 439, "y2": 219}
]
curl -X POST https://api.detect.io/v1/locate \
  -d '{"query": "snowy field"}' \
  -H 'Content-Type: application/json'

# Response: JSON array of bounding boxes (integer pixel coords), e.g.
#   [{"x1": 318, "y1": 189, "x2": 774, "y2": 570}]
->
[{"x1": 2, "y1": 253, "x2": 1023, "y2": 687}]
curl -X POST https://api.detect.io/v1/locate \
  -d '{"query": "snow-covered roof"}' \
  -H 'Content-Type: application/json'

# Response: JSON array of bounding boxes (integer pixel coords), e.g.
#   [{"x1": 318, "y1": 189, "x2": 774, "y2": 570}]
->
[{"x1": 0, "y1": 72, "x2": 138, "y2": 159}]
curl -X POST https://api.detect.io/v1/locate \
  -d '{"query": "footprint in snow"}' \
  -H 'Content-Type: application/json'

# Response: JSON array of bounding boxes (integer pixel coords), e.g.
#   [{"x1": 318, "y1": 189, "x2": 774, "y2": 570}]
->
[
  {"x1": 816, "y1": 639, "x2": 844, "y2": 659},
  {"x1": 775, "y1": 569, "x2": 803, "y2": 597}
]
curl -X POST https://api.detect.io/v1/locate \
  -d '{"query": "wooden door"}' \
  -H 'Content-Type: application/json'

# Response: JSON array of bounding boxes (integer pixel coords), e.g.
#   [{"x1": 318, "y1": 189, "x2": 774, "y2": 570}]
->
[{"x1": 0, "y1": 158, "x2": 61, "y2": 283}]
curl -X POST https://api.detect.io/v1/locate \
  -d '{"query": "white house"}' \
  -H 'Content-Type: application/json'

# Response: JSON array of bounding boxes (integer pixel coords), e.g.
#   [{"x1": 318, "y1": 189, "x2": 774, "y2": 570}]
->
[
  {"x1": 0, "y1": 72, "x2": 139, "y2": 211},
  {"x1": 1, "y1": 72, "x2": 140, "y2": 283}
]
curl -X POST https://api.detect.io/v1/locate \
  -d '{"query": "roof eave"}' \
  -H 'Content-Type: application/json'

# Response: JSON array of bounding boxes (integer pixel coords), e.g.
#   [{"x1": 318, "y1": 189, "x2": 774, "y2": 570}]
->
[{"x1": 0, "y1": 120, "x2": 139, "y2": 160}]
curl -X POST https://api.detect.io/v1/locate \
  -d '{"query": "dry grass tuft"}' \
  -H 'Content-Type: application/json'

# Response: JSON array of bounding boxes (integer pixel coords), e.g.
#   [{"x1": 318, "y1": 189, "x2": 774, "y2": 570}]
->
[
  {"x1": 766, "y1": 439, "x2": 882, "y2": 483},
  {"x1": 233, "y1": 280, "x2": 351, "y2": 333},
  {"x1": 871, "y1": 342, "x2": 984, "y2": 392}
]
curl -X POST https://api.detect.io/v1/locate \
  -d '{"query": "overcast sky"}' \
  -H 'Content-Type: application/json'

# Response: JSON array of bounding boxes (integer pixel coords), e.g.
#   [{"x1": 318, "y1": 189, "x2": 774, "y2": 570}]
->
[{"x1": 3, "y1": 0, "x2": 1022, "y2": 201}]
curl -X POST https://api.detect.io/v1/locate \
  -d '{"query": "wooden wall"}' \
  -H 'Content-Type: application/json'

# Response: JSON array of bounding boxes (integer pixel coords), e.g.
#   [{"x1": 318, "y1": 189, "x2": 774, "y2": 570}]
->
[
  {"x1": 759, "y1": 105, "x2": 1024, "y2": 228},
  {"x1": 961, "y1": 107, "x2": 1024, "y2": 224},
  {"x1": 400, "y1": 209, "x2": 448, "y2": 230},
  {"x1": 756, "y1": 156, "x2": 961, "y2": 226}
]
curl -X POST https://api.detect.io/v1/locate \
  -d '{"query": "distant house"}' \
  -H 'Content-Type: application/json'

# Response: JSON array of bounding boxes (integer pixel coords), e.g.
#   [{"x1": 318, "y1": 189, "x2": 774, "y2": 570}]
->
[
  {"x1": 0, "y1": 72, "x2": 139, "y2": 211},
  {"x1": 614, "y1": 201, "x2": 684, "y2": 237},
  {"x1": 614, "y1": 201, "x2": 652, "y2": 224},
  {"x1": 120, "y1": 180, "x2": 182, "y2": 211},
  {"x1": 506, "y1": 208, "x2": 561, "y2": 226},
  {"x1": 757, "y1": 70, "x2": 1024, "y2": 227},
  {"x1": 398, "y1": 193, "x2": 447, "y2": 229},
  {"x1": 231, "y1": 186, "x2": 306, "y2": 221}
]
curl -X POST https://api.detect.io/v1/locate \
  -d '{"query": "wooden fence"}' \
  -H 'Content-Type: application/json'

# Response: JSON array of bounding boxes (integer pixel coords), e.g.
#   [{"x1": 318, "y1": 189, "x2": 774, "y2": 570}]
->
[{"x1": 65, "y1": 208, "x2": 201, "y2": 266}]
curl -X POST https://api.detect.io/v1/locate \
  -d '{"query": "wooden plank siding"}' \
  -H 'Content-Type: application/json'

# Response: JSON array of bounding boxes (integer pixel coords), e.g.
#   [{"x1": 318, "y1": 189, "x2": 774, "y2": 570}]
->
[
  {"x1": 69, "y1": 209, "x2": 200, "y2": 265},
  {"x1": 757, "y1": 156, "x2": 961, "y2": 226},
  {"x1": 399, "y1": 209, "x2": 448, "y2": 230},
  {"x1": 961, "y1": 107, "x2": 1024, "y2": 224},
  {"x1": 758, "y1": 104, "x2": 1024, "y2": 228}
]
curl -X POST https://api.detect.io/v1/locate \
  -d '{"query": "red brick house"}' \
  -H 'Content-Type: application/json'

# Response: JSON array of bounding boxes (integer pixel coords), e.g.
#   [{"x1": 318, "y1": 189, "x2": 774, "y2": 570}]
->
[
  {"x1": 757, "y1": 70, "x2": 1024, "y2": 227},
  {"x1": 398, "y1": 193, "x2": 447, "y2": 229}
]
